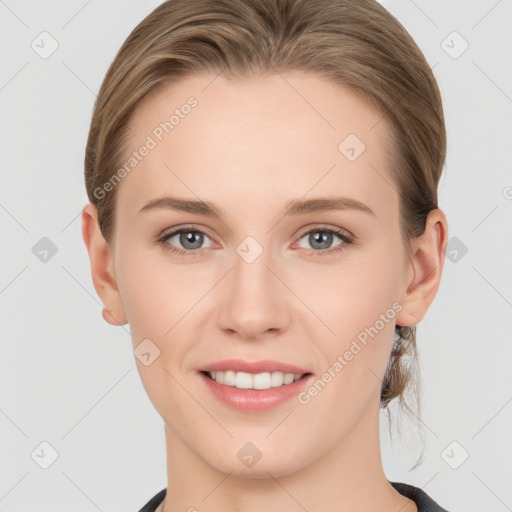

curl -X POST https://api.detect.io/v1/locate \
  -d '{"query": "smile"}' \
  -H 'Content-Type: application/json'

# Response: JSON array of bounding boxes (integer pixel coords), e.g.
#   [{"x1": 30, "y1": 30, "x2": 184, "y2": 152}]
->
[
  {"x1": 203, "y1": 370, "x2": 307, "y2": 389},
  {"x1": 199, "y1": 370, "x2": 314, "y2": 412}
]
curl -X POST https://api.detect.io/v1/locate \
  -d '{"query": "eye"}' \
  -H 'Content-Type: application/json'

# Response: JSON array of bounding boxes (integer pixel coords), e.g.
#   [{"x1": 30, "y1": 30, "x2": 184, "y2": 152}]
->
[
  {"x1": 157, "y1": 224, "x2": 354, "y2": 257},
  {"x1": 294, "y1": 226, "x2": 353, "y2": 255},
  {"x1": 157, "y1": 226, "x2": 215, "y2": 256}
]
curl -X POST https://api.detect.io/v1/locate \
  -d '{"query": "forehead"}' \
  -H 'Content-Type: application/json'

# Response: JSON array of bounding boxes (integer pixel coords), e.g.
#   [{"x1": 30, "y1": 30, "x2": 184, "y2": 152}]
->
[{"x1": 116, "y1": 71, "x2": 397, "y2": 221}]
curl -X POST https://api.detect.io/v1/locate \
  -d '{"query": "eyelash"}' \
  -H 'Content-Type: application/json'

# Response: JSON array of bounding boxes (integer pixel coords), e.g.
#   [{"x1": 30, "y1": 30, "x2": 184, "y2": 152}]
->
[{"x1": 156, "y1": 224, "x2": 354, "y2": 257}]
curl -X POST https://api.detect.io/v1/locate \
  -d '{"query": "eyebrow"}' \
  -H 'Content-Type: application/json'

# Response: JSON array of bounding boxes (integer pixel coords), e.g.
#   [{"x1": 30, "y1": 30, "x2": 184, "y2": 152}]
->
[{"x1": 138, "y1": 196, "x2": 375, "y2": 218}]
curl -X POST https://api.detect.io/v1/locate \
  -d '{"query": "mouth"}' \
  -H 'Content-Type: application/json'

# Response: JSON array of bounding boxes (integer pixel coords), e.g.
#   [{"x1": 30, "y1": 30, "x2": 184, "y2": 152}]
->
[
  {"x1": 198, "y1": 369, "x2": 315, "y2": 412},
  {"x1": 200, "y1": 370, "x2": 312, "y2": 390}
]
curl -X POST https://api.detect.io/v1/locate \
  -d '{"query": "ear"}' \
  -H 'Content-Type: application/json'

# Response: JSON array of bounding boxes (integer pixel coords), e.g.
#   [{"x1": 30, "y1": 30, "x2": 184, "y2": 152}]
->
[
  {"x1": 81, "y1": 203, "x2": 128, "y2": 326},
  {"x1": 395, "y1": 208, "x2": 449, "y2": 327}
]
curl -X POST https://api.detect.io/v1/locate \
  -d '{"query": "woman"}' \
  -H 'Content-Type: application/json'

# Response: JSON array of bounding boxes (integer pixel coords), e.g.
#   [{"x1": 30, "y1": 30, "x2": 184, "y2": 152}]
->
[{"x1": 81, "y1": 0, "x2": 451, "y2": 510}]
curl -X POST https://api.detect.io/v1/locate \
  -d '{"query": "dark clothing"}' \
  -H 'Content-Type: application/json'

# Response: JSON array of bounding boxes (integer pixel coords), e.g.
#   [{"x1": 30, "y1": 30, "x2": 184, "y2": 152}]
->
[
  {"x1": 137, "y1": 488, "x2": 166, "y2": 512},
  {"x1": 391, "y1": 482, "x2": 450, "y2": 511},
  {"x1": 137, "y1": 481, "x2": 450, "y2": 511}
]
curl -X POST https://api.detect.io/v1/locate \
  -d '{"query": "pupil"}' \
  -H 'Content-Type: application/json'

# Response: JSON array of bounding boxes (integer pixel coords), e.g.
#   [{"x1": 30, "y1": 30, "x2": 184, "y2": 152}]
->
[
  {"x1": 311, "y1": 231, "x2": 332, "y2": 250},
  {"x1": 181, "y1": 231, "x2": 203, "y2": 249}
]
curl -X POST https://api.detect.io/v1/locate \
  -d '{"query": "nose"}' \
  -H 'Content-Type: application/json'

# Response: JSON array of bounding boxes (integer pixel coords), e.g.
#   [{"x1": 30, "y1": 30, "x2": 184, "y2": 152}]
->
[{"x1": 215, "y1": 244, "x2": 291, "y2": 341}]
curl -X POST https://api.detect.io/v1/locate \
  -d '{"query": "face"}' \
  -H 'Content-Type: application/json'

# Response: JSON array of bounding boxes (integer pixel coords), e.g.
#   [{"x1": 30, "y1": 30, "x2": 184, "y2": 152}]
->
[{"x1": 104, "y1": 71, "x2": 417, "y2": 477}]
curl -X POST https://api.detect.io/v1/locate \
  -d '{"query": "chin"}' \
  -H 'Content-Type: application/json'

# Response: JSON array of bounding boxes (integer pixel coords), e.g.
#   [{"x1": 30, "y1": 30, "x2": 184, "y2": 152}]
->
[{"x1": 205, "y1": 448, "x2": 306, "y2": 480}]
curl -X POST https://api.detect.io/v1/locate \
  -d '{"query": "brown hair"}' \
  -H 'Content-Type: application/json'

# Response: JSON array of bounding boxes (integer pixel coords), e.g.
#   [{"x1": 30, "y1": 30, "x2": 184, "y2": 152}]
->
[{"x1": 84, "y1": 0, "x2": 446, "y2": 466}]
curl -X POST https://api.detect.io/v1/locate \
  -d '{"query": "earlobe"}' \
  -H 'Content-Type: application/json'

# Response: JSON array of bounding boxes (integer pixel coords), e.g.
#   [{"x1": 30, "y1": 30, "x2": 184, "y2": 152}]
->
[
  {"x1": 102, "y1": 306, "x2": 126, "y2": 326},
  {"x1": 395, "y1": 208, "x2": 449, "y2": 328},
  {"x1": 81, "y1": 203, "x2": 128, "y2": 326}
]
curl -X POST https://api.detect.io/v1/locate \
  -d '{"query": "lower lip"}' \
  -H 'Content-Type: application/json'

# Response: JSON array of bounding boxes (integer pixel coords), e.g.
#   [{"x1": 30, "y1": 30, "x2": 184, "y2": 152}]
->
[{"x1": 199, "y1": 372, "x2": 314, "y2": 412}]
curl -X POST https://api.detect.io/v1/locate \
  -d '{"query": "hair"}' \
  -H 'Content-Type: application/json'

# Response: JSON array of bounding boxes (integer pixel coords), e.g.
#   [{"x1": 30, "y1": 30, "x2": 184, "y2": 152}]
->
[{"x1": 84, "y1": 0, "x2": 446, "y2": 469}]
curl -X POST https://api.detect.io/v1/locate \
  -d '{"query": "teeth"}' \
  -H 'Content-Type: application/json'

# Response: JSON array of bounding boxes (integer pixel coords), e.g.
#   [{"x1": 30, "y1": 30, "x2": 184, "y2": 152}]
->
[{"x1": 207, "y1": 370, "x2": 304, "y2": 390}]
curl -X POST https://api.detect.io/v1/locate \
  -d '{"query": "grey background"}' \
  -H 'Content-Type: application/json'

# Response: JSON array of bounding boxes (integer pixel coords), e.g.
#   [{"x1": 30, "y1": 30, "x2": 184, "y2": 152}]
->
[{"x1": 1, "y1": 1, "x2": 511, "y2": 511}]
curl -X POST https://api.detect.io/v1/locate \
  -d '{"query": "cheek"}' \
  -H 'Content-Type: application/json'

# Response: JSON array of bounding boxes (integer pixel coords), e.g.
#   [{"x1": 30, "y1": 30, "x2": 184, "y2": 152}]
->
[
  {"x1": 115, "y1": 243, "x2": 202, "y2": 341},
  {"x1": 117, "y1": 231, "x2": 403, "y2": 348},
  {"x1": 303, "y1": 244, "x2": 403, "y2": 336},
  {"x1": 308, "y1": 246, "x2": 403, "y2": 389},
  {"x1": 114, "y1": 248, "x2": 197, "y2": 416}
]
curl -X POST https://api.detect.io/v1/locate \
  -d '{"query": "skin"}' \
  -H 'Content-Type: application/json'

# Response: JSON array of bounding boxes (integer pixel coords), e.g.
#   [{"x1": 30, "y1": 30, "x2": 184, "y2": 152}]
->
[{"x1": 82, "y1": 71, "x2": 448, "y2": 512}]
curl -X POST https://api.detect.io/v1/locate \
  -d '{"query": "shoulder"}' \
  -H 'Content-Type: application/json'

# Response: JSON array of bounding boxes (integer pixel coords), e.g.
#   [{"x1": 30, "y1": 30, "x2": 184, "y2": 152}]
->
[
  {"x1": 391, "y1": 481, "x2": 451, "y2": 512},
  {"x1": 137, "y1": 488, "x2": 166, "y2": 512}
]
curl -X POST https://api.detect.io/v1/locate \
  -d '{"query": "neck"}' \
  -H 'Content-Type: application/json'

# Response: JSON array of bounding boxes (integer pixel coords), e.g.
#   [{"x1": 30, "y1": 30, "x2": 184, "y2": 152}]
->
[{"x1": 160, "y1": 395, "x2": 417, "y2": 512}]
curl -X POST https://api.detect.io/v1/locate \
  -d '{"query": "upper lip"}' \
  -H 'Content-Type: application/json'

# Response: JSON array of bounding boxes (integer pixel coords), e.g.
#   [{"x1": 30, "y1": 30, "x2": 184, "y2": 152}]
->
[{"x1": 199, "y1": 359, "x2": 312, "y2": 375}]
